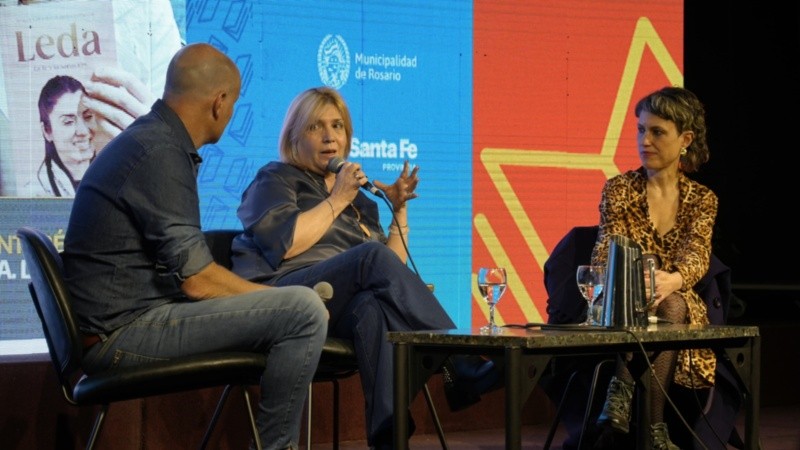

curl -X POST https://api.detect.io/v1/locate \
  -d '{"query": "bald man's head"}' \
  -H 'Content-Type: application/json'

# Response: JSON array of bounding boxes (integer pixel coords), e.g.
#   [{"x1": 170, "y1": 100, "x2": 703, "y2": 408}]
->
[
  {"x1": 161, "y1": 43, "x2": 242, "y2": 148},
  {"x1": 163, "y1": 43, "x2": 240, "y2": 101}
]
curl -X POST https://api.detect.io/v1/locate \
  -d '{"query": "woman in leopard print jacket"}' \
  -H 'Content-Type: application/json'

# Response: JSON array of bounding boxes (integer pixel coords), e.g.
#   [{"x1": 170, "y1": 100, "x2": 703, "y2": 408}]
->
[{"x1": 591, "y1": 86, "x2": 717, "y2": 450}]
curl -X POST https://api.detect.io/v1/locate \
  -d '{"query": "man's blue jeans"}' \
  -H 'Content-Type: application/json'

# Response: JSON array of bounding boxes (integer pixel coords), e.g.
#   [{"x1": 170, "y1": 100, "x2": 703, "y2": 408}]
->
[{"x1": 82, "y1": 285, "x2": 328, "y2": 450}]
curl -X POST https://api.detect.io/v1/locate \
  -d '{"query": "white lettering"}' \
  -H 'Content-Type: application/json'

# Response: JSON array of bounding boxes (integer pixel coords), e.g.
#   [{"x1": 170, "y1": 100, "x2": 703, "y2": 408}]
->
[
  {"x1": 367, "y1": 68, "x2": 401, "y2": 81},
  {"x1": 354, "y1": 53, "x2": 418, "y2": 69},
  {"x1": 400, "y1": 139, "x2": 417, "y2": 158},
  {"x1": 0, "y1": 259, "x2": 17, "y2": 279},
  {"x1": 21, "y1": 259, "x2": 30, "y2": 279},
  {"x1": 382, "y1": 163, "x2": 406, "y2": 171},
  {"x1": 351, "y1": 137, "x2": 418, "y2": 160}
]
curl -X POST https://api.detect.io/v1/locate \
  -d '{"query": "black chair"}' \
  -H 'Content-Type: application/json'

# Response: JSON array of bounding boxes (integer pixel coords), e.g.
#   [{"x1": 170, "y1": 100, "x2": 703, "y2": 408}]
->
[
  {"x1": 17, "y1": 226, "x2": 266, "y2": 450},
  {"x1": 203, "y1": 229, "x2": 448, "y2": 450},
  {"x1": 538, "y1": 225, "x2": 615, "y2": 450},
  {"x1": 542, "y1": 358, "x2": 614, "y2": 450}
]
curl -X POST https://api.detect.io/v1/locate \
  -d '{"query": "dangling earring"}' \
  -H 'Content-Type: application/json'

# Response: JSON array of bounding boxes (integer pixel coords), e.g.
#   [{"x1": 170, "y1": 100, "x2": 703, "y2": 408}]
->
[{"x1": 680, "y1": 147, "x2": 687, "y2": 156}]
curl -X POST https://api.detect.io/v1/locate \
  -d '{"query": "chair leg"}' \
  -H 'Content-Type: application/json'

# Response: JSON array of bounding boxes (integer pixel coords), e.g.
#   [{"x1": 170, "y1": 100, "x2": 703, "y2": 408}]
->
[
  {"x1": 543, "y1": 370, "x2": 579, "y2": 450},
  {"x1": 242, "y1": 386, "x2": 263, "y2": 450},
  {"x1": 306, "y1": 379, "x2": 343, "y2": 450},
  {"x1": 332, "y1": 379, "x2": 340, "y2": 450},
  {"x1": 422, "y1": 382, "x2": 449, "y2": 450},
  {"x1": 200, "y1": 384, "x2": 261, "y2": 450},
  {"x1": 199, "y1": 384, "x2": 234, "y2": 450},
  {"x1": 577, "y1": 359, "x2": 614, "y2": 450},
  {"x1": 308, "y1": 378, "x2": 440, "y2": 450},
  {"x1": 306, "y1": 383, "x2": 313, "y2": 450},
  {"x1": 198, "y1": 385, "x2": 261, "y2": 450},
  {"x1": 85, "y1": 404, "x2": 108, "y2": 450}
]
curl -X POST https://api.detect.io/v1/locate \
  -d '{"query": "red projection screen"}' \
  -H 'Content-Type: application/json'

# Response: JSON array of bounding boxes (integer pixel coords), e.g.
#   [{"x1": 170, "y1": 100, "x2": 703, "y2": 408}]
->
[{"x1": 472, "y1": 1, "x2": 683, "y2": 327}]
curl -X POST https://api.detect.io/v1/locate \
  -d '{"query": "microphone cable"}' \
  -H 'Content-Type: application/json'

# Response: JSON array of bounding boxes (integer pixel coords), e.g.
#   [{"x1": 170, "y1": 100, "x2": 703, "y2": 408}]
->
[
  {"x1": 326, "y1": 157, "x2": 421, "y2": 277},
  {"x1": 376, "y1": 193, "x2": 421, "y2": 277}
]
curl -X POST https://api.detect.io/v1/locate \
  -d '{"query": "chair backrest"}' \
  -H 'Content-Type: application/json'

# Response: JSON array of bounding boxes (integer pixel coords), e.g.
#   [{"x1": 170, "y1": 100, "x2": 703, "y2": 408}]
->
[
  {"x1": 17, "y1": 227, "x2": 83, "y2": 398},
  {"x1": 544, "y1": 225, "x2": 599, "y2": 324},
  {"x1": 203, "y1": 229, "x2": 240, "y2": 270}
]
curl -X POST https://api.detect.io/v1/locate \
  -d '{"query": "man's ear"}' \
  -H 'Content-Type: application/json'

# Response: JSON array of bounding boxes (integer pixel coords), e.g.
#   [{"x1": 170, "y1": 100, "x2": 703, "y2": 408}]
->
[{"x1": 211, "y1": 91, "x2": 226, "y2": 120}]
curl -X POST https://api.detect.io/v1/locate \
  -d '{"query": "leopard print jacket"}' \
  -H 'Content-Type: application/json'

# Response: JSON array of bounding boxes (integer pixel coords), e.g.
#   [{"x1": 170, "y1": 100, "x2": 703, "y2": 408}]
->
[{"x1": 591, "y1": 167, "x2": 719, "y2": 388}]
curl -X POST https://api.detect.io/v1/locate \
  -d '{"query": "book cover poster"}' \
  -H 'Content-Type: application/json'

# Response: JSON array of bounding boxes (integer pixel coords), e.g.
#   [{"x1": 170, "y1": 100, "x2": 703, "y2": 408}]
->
[{"x1": 0, "y1": 0, "x2": 116, "y2": 198}]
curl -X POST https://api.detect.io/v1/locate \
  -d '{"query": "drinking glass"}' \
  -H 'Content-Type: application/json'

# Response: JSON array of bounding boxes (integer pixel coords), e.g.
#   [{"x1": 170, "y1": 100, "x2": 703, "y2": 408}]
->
[
  {"x1": 477, "y1": 267, "x2": 507, "y2": 334},
  {"x1": 575, "y1": 265, "x2": 605, "y2": 326}
]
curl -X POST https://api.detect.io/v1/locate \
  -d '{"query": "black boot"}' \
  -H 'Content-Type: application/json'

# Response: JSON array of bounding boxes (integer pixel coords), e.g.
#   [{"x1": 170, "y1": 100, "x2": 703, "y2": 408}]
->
[
  {"x1": 596, "y1": 376, "x2": 634, "y2": 433},
  {"x1": 651, "y1": 422, "x2": 680, "y2": 450},
  {"x1": 441, "y1": 355, "x2": 501, "y2": 412}
]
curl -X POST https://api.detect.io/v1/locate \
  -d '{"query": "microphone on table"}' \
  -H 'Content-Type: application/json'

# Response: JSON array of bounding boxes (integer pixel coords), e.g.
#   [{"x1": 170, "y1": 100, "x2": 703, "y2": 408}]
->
[
  {"x1": 313, "y1": 281, "x2": 334, "y2": 302},
  {"x1": 327, "y1": 156, "x2": 383, "y2": 197}
]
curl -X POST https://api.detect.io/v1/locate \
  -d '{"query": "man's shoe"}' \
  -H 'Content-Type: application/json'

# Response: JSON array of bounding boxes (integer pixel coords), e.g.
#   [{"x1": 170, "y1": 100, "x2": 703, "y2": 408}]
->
[
  {"x1": 596, "y1": 376, "x2": 634, "y2": 433},
  {"x1": 441, "y1": 355, "x2": 501, "y2": 412}
]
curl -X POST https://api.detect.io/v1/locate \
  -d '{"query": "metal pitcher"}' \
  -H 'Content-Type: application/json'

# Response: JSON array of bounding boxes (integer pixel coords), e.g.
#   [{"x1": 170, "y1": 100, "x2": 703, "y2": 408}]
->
[{"x1": 600, "y1": 234, "x2": 649, "y2": 328}]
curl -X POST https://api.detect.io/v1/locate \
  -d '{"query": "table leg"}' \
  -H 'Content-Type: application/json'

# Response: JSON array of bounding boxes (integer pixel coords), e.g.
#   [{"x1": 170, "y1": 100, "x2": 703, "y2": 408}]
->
[
  {"x1": 505, "y1": 346, "x2": 522, "y2": 449},
  {"x1": 394, "y1": 341, "x2": 409, "y2": 450},
  {"x1": 721, "y1": 336, "x2": 761, "y2": 450},
  {"x1": 636, "y1": 366, "x2": 651, "y2": 450},
  {"x1": 745, "y1": 335, "x2": 761, "y2": 450}
]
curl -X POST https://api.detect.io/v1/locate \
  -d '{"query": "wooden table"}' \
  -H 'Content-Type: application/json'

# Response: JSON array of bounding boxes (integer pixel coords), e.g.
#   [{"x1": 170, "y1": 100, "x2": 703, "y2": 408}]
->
[{"x1": 389, "y1": 324, "x2": 760, "y2": 449}]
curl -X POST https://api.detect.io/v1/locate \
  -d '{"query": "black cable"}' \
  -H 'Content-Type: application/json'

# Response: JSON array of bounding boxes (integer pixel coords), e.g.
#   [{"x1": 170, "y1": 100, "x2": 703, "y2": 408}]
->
[
  {"x1": 619, "y1": 328, "x2": 711, "y2": 450},
  {"x1": 377, "y1": 193, "x2": 420, "y2": 276},
  {"x1": 686, "y1": 350, "x2": 733, "y2": 450},
  {"x1": 503, "y1": 322, "x2": 617, "y2": 330}
]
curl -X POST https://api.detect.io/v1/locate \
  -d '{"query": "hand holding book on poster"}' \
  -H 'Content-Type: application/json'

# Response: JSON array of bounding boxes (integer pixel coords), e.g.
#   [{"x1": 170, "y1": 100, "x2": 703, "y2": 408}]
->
[{"x1": 82, "y1": 65, "x2": 155, "y2": 150}]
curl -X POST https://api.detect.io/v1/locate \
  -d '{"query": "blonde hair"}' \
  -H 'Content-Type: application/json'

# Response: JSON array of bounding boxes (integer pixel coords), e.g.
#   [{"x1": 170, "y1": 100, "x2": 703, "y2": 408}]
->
[{"x1": 278, "y1": 87, "x2": 353, "y2": 164}]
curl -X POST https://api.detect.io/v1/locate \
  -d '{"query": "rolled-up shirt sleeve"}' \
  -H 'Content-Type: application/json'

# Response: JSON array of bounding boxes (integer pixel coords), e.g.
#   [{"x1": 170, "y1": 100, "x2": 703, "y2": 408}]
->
[
  {"x1": 237, "y1": 163, "x2": 300, "y2": 270},
  {"x1": 123, "y1": 139, "x2": 213, "y2": 283}
]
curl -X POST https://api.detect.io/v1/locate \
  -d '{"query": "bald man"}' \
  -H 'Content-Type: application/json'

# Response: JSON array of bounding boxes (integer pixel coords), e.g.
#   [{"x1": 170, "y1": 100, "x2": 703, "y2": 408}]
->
[{"x1": 63, "y1": 43, "x2": 328, "y2": 450}]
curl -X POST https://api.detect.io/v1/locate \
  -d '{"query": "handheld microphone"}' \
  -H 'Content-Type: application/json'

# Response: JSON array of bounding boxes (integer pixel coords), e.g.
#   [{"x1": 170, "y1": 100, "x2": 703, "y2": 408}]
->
[
  {"x1": 327, "y1": 156, "x2": 382, "y2": 197},
  {"x1": 313, "y1": 281, "x2": 333, "y2": 302}
]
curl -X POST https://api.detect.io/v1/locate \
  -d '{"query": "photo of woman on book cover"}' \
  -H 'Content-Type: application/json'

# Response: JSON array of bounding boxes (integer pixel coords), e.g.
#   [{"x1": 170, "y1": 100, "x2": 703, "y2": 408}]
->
[{"x1": 27, "y1": 75, "x2": 97, "y2": 197}]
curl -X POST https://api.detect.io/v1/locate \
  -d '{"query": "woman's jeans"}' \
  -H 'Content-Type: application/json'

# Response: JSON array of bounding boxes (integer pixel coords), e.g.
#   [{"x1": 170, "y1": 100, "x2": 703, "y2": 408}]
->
[
  {"x1": 272, "y1": 242, "x2": 456, "y2": 446},
  {"x1": 83, "y1": 285, "x2": 328, "y2": 450}
]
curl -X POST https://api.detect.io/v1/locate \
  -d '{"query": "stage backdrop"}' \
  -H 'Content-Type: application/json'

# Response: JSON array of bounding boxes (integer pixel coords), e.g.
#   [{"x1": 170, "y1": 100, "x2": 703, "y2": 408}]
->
[{"x1": 0, "y1": 0, "x2": 682, "y2": 354}]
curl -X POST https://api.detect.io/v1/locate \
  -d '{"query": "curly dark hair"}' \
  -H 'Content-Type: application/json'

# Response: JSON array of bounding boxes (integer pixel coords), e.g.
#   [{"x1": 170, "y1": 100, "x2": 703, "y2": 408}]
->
[{"x1": 634, "y1": 86, "x2": 709, "y2": 173}]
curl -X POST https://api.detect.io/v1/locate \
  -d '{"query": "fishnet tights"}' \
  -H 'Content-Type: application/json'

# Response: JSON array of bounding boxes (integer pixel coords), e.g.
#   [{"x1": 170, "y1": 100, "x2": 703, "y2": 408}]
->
[{"x1": 615, "y1": 293, "x2": 687, "y2": 423}]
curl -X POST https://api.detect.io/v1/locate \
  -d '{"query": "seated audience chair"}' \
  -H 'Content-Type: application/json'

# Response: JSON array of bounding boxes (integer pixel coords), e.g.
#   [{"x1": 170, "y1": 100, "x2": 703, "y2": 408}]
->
[
  {"x1": 540, "y1": 225, "x2": 744, "y2": 450},
  {"x1": 17, "y1": 226, "x2": 266, "y2": 450},
  {"x1": 203, "y1": 229, "x2": 448, "y2": 450}
]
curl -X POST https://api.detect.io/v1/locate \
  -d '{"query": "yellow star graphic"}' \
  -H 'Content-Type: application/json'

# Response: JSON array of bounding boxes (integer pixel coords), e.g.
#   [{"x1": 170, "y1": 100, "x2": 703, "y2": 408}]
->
[{"x1": 473, "y1": 17, "x2": 685, "y2": 325}]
